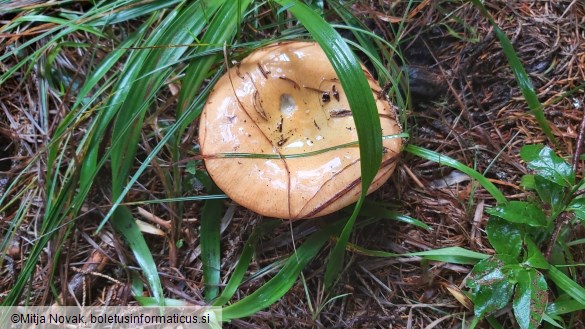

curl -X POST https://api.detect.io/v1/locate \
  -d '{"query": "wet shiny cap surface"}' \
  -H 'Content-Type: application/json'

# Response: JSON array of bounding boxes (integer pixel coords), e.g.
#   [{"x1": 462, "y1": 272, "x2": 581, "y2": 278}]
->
[{"x1": 199, "y1": 41, "x2": 402, "y2": 219}]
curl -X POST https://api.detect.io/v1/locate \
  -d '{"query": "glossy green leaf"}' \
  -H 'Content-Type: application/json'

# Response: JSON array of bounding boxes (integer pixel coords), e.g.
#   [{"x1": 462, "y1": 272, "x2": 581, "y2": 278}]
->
[
  {"x1": 546, "y1": 299, "x2": 585, "y2": 315},
  {"x1": 523, "y1": 237, "x2": 549, "y2": 270},
  {"x1": 486, "y1": 201, "x2": 547, "y2": 227},
  {"x1": 513, "y1": 268, "x2": 547, "y2": 329},
  {"x1": 567, "y1": 198, "x2": 585, "y2": 222},
  {"x1": 533, "y1": 175, "x2": 567, "y2": 214},
  {"x1": 468, "y1": 255, "x2": 517, "y2": 319},
  {"x1": 520, "y1": 145, "x2": 574, "y2": 187},
  {"x1": 486, "y1": 217, "x2": 522, "y2": 259}
]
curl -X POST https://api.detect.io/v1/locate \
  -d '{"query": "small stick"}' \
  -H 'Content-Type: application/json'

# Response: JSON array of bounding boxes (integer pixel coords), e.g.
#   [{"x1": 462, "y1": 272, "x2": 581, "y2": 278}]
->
[
  {"x1": 572, "y1": 108, "x2": 585, "y2": 174},
  {"x1": 546, "y1": 212, "x2": 572, "y2": 259}
]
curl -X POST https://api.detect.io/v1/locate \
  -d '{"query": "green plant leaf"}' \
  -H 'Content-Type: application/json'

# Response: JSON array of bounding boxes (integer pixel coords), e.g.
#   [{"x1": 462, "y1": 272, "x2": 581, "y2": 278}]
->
[
  {"x1": 546, "y1": 299, "x2": 585, "y2": 315},
  {"x1": 468, "y1": 255, "x2": 517, "y2": 320},
  {"x1": 486, "y1": 201, "x2": 547, "y2": 227},
  {"x1": 357, "y1": 201, "x2": 431, "y2": 230},
  {"x1": 567, "y1": 198, "x2": 585, "y2": 222},
  {"x1": 523, "y1": 237, "x2": 549, "y2": 270},
  {"x1": 513, "y1": 268, "x2": 547, "y2": 329},
  {"x1": 520, "y1": 174, "x2": 536, "y2": 190},
  {"x1": 520, "y1": 145, "x2": 574, "y2": 187},
  {"x1": 487, "y1": 217, "x2": 522, "y2": 259},
  {"x1": 533, "y1": 175, "x2": 567, "y2": 214},
  {"x1": 349, "y1": 244, "x2": 488, "y2": 265}
]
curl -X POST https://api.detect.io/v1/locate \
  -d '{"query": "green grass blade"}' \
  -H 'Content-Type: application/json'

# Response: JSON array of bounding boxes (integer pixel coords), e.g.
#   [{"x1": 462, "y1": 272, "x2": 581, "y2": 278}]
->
[
  {"x1": 201, "y1": 189, "x2": 223, "y2": 302},
  {"x1": 110, "y1": 206, "x2": 164, "y2": 305},
  {"x1": 547, "y1": 266, "x2": 585, "y2": 305},
  {"x1": 175, "y1": 2, "x2": 253, "y2": 301},
  {"x1": 358, "y1": 200, "x2": 431, "y2": 230},
  {"x1": 272, "y1": 0, "x2": 383, "y2": 291},
  {"x1": 405, "y1": 144, "x2": 507, "y2": 204},
  {"x1": 469, "y1": 0, "x2": 557, "y2": 146},
  {"x1": 222, "y1": 220, "x2": 342, "y2": 320},
  {"x1": 349, "y1": 244, "x2": 488, "y2": 265},
  {"x1": 213, "y1": 221, "x2": 281, "y2": 306}
]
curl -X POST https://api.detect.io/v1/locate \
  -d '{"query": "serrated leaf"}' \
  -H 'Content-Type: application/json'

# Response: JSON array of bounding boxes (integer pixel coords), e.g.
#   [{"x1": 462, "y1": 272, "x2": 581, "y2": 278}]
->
[
  {"x1": 487, "y1": 217, "x2": 522, "y2": 259},
  {"x1": 523, "y1": 237, "x2": 549, "y2": 269},
  {"x1": 520, "y1": 145, "x2": 574, "y2": 187},
  {"x1": 468, "y1": 256, "x2": 516, "y2": 319},
  {"x1": 513, "y1": 268, "x2": 547, "y2": 329},
  {"x1": 486, "y1": 201, "x2": 547, "y2": 227}
]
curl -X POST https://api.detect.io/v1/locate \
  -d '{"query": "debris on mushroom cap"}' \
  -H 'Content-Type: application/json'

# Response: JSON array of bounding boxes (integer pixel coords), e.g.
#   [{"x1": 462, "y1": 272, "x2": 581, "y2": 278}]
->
[{"x1": 199, "y1": 41, "x2": 402, "y2": 220}]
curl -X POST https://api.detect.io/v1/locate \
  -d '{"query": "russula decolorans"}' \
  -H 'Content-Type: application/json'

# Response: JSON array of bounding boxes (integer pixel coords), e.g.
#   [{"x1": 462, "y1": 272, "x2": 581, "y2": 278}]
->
[{"x1": 199, "y1": 41, "x2": 402, "y2": 220}]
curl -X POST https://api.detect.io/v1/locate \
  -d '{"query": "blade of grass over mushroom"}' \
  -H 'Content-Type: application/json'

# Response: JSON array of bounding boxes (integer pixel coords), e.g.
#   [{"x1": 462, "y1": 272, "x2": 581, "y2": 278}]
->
[
  {"x1": 272, "y1": 0, "x2": 383, "y2": 289},
  {"x1": 405, "y1": 145, "x2": 507, "y2": 204},
  {"x1": 470, "y1": 0, "x2": 557, "y2": 147},
  {"x1": 209, "y1": 133, "x2": 407, "y2": 159},
  {"x1": 222, "y1": 220, "x2": 343, "y2": 320}
]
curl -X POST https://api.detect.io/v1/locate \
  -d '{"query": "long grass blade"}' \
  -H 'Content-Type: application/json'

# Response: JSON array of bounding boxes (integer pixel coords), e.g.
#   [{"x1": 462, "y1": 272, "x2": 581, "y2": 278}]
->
[
  {"x1": 222, "y1": 220, "x2": 342, "y2": 320},
  {"x1": 110, "y1": 206, "x2": 164, "y2": 305},
  {"x1": 213, "y1": 221, "x2": 281, "y2": 306},
  {"x1": 272, "y1": 0, "x2": 383, "y2": 290},
  {"x1": 405, "y1": 145, "x2": 507, "y2": 204},
  {"x1": 469, "y1": 0, "x2": 557, "y2": 146}
]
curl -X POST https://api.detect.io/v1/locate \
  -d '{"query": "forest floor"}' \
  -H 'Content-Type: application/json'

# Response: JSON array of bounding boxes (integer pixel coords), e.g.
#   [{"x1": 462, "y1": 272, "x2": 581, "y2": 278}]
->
[{"x1": 1, "y1": 1, "x2": 584, "y2": 328}]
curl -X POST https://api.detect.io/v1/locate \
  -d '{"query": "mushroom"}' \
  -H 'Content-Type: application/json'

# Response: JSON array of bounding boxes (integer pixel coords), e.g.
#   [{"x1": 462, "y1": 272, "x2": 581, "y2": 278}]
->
[{"x1": 199, "y1": 41, "x2": 402, "y2": 220}]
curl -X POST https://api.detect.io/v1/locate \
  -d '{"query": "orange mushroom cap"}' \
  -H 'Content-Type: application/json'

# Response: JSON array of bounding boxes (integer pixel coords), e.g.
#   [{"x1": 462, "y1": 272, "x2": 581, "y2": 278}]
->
[{"x1": 199, "y1": 41, "x2": 402, "y2": 220}]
